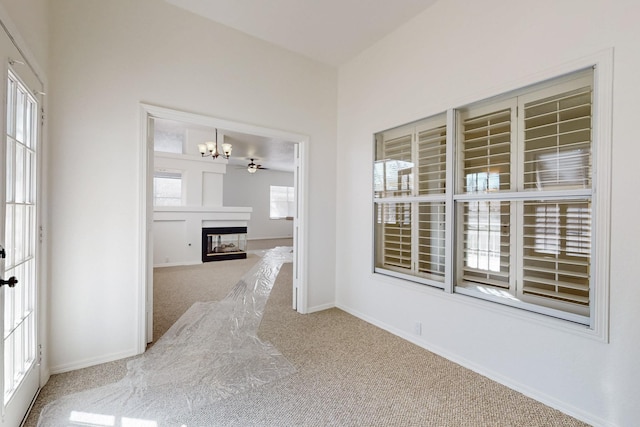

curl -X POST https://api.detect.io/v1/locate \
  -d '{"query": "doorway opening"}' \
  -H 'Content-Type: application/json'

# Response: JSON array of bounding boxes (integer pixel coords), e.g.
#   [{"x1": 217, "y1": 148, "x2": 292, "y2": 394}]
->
[{"x1": 138, "y1": 104, "x2": 308, "y2": 348}]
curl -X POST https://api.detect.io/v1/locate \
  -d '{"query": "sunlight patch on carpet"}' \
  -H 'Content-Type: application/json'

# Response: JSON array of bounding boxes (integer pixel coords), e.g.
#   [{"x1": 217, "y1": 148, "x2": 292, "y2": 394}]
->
[{"x1": 38, "y1": 247, "x2": 295, "y2": 426}]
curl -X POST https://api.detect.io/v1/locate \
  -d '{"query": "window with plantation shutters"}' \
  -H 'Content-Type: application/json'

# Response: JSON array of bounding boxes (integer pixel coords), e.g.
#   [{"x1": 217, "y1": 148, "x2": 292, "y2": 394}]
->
[
  {"x1": 374, "y1": 114, "x2": 447, "y2": 286},
  {"x1": 454, "y1": 70, "x2": 594, "y2": 320},
  {"x1": 373, "y1": 63, "x2": 610, "y2": 331}
]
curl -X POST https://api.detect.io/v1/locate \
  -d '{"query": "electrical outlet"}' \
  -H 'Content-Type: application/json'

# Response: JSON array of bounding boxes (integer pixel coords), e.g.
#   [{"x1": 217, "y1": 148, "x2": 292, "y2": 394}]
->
[{"x1": 414, "y1": 321, "x2": 422, "y2": 336}]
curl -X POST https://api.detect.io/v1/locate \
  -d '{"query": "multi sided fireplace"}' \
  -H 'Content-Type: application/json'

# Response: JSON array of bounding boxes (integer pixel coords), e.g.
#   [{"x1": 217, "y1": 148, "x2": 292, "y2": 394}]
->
[{"x1": 201, "y1": 226, "x2": 248, "y2": 262}]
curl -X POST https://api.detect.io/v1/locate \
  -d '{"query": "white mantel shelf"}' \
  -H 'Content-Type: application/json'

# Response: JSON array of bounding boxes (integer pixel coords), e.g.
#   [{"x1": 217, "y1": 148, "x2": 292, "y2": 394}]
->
[
  {"x1": 153, "y1": 206, "x2": 252, "y2": 223},
  {"x1": 154, "y1": 206, "x2": 252, "y2": 214}
]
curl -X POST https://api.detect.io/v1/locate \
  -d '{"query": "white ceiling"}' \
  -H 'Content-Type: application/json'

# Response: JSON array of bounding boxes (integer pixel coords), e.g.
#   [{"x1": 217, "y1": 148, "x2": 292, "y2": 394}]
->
[{"x1": 165, "y1": 0, "x2": 439, "y2": 66}]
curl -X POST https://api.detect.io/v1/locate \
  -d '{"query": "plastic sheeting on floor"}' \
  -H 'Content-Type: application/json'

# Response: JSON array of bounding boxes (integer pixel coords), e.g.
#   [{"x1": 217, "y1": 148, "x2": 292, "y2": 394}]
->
[{"x1": 38, "y1": 247, "x2": 295, "y2": 427}]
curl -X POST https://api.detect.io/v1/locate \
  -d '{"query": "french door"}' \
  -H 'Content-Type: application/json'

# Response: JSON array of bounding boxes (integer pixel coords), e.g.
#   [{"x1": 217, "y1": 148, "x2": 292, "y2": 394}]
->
[{"x1": 0, "y1": 29, "x2": 41, "y2": 426}]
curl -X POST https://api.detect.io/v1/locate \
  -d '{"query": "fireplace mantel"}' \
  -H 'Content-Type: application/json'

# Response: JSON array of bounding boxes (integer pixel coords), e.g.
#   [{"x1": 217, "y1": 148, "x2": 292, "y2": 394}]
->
[
  {"x1": 154, "y1": 206, "x2": 251, "y2": 224},
  {"x1": 154, "y1": 206, "x2": 252, "y2": 215}
]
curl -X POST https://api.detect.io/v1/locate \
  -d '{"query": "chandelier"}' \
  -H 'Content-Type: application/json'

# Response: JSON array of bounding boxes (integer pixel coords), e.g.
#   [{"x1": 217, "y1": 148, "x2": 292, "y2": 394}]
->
[{"x1": 197, "y1": 129, "x2": 232, "y2": 159}]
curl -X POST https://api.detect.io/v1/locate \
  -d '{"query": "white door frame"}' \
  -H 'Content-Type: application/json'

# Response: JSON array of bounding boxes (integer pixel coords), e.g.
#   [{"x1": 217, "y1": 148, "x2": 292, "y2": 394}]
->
[{"x1": 137, "y1": 104, "x2": 309, "y2": 350}]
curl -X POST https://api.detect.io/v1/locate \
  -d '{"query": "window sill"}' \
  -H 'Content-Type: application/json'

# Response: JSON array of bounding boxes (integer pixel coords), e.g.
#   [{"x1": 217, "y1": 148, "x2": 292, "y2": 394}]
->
[
  {"x1": 455, "y1": 283, "x2": 590, "y2": 325},
  {"x1": 374, "y1": 267, "x2": 445, "y2": 289}
]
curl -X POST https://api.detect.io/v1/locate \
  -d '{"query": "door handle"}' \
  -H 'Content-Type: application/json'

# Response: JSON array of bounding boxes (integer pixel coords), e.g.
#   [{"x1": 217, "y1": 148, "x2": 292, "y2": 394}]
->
[
  {"x1": 0, "y1": 276, "x2": 18, "y2": 288},
  {"x1": 1, "y1": 244, "x2": 17, "y2": 287}
]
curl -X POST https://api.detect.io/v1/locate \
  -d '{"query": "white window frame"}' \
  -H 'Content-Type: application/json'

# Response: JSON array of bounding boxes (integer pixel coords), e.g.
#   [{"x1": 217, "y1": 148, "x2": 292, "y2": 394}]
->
[{"x1": 372, "y1": 50, "x2": 612, "y2": 341}]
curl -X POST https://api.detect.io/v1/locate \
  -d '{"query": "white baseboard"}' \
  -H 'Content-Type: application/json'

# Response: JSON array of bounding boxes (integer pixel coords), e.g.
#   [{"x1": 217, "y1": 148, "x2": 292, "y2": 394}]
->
[
  {"x1": 49, "y1": 348, "x2": 139, "y2": 375},
  {"x1": 306, "y1": 302, "x2": 335, "y2": 313},
  {"x1": 39, "y1": 366, "x2": 50, "y2": 388},
  {"x1": 335, "y1": 302, "x2": 614, "y2": 427},
  {"x1": 153, "y1": 260, "x2": 201, "y2": 268}
]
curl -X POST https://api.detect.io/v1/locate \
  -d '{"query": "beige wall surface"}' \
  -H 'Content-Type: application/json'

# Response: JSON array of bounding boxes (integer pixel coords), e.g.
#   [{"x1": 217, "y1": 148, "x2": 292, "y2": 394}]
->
[
  {"x1": 46, "y1": 0, "x2": 337, "y2": 371},
  {"x1": 336, "y1": 0, "x2": 640, "y2": 426}
]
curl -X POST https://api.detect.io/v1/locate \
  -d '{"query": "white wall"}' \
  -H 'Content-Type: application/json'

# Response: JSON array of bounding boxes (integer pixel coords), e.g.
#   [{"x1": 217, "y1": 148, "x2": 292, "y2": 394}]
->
[
  {"x1": 223, "y1": 167, "x2": 294, "y2": 240},
  {"x1": 154, "y1": 153, "x2": 226, "y2": 206},
  {"x1": 48, "y1": 0, "x2": 337, "y2": 372},
  {"x1": 152, "y1": 153, "x2": 227, "y2": 266},
  {"x1": 336, "y1": 0, "x2": 640, "y2": 426}
]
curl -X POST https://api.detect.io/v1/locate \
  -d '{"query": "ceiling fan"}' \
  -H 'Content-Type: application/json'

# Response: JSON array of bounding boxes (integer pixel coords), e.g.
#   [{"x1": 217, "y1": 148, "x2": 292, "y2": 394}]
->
[{"x1": 246, "y1": 158, "x2": 268, "y2": 174}]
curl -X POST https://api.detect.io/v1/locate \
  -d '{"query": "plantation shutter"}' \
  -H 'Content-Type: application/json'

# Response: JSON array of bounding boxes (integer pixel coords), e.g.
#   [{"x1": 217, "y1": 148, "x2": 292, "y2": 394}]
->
[
  {"x1": 379, "y1": 202, "x2": 412, "y2": 271},
  {"x1": 375, "y1": 128, "x2": 414, "y2": 273},
  {"x1": 461, "y1": 200, "x2": 511, "y2": 288},
  {"x1": 375, "y1": 115, "x2": 447, "y2": 282},
  {"x1": 375, "y1": 132, "x2": 413, "y2": 198},
  {"x1": 459, "y1": 105, "x2": 513, "y2": 289},
  {"x1": 462, "y1": 108, "x2": 512, "y2": 193},
  {"x1": 415, "y1": 121, "x2": 447, "y2": 281},
  {"x1": 417, "y1": 202, "x2": 445, "y2": 280},
  {"x1": 373, "y1": 68, "x2": 599, "y2": 324},
  {"x1": 417, "y1": 125, "x2": 446, "y2": 195},
  {"x1": 522, "y1": 200, "x2": 591, "y2": 307},
  {"x1": 523, "y1": 86, "x2": 592, "y2": 190},
  {"x1": 518, "y1": 77, "x2": 593, "y2": 314}
]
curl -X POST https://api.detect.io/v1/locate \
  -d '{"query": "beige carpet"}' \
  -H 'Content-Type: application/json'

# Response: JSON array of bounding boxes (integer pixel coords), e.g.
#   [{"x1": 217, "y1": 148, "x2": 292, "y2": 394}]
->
[
  {"x1": 152, "y1": 254, "x2": 263, "y2": 342},
  {"x1": 25, "y1": 245, "x2": 588, "y2": 426}
]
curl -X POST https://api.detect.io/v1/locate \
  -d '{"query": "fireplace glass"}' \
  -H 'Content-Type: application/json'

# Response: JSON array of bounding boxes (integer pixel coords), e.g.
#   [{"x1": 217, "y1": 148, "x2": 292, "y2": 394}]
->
[{"x1": 202, "y1": 227, "x2": 248, "y2": 262}]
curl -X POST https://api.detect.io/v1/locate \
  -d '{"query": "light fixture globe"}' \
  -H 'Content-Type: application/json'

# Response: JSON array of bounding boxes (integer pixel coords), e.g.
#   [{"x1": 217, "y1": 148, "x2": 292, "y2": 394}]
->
[
  {"x1": 247, "y1": 165, "x2": 258, "y2": 174},
  {"x1": 222, "y1": 142, "x2": 232, "y2": 158},
  {"x1": 197, "y1": 129, "x2": 232, "y2": 160},
  {"x1": 205, "y1": 141, "x2": 217, "y2": 154}
]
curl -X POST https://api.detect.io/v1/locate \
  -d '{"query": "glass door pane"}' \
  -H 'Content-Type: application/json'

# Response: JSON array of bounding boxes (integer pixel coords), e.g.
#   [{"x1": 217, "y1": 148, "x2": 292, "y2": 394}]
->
[{"x1": 3, "y1": 70, "x2": 38, "y2": 406}]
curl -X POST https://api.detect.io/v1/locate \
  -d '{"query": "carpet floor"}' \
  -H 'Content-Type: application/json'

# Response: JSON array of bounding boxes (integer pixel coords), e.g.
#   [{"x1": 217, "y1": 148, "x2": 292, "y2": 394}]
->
[{"x1": 24, "y1": 245, "x2": 588, "y2": 426}]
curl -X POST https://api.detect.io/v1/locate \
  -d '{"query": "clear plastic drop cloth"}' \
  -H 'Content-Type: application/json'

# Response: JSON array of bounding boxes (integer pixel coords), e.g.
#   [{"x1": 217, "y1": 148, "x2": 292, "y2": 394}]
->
[{"x1": 38, "y1": 247, "x2": 295, "y2": 426}]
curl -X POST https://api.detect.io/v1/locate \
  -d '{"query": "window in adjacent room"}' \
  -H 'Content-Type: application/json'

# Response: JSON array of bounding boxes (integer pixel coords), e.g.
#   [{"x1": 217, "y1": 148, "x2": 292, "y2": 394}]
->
[
  {"x1": 153, "y1": 119, "x2": 185, "y2": 154},
  {"x1": 373, "y1": 65, "x2": 610, "y2": 330},
  {"x1": 153, "y1": 170, "x2": 183, "y2": 206},
  {"x1": 270, "y1": 185, "x2": 295, "y2": 219}
]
